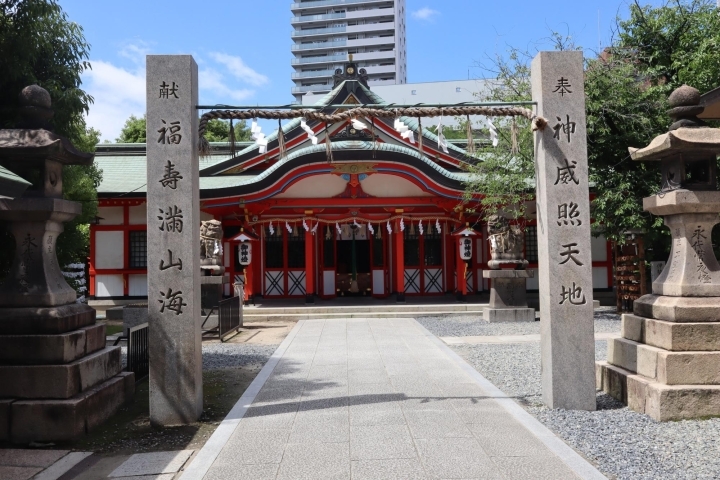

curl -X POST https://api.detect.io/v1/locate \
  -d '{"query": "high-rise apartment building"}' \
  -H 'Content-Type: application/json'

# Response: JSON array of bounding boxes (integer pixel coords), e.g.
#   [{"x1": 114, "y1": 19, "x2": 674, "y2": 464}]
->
[{"x1": 291, "y1": 0, "x2": 407, "y2": 102}]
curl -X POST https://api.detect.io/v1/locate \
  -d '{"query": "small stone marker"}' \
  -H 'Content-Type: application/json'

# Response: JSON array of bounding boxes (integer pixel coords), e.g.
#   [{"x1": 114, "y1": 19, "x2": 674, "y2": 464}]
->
[
  {"x1": 531, "y1": 51, "x2": 596, "y2": 410},
  {"x1": 146, "y1": 55, "x2": 202, "y2": 425}
]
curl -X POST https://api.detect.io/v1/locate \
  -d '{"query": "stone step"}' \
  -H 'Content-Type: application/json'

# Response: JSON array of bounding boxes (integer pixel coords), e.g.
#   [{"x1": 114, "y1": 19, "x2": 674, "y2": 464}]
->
[
  {"x1": 0, "y1": 346, "x2": 122, "y2": 399},
  {"x1": 597, "y1": 361, "x2": 720, "y2": 421},
  {"x1": 622, "y1": 313, "x2": 720, "y2": 351},
  {"x1": 0, "y1": 303, "x2": 95, "y2": 335},
  {"x1": 242, "y1": 310, "x2": 485, "y2": 322},
  {"x1": 0, "y1": 324, "x2": 105, "y2": 365},
  {"x1": 608, "y1": 336, "x2": 720, "y2": 385},
  {"x1": 4, "y1": 371, "x2": 135, "y2": 443}
]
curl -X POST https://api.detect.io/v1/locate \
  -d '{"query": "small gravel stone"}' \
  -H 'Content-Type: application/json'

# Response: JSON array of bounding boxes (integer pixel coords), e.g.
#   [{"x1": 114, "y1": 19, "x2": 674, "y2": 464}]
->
[
  {"x1": 120, "y1": 343, "x2": 279, "y2": 371},
  {"x1": 421, "y1": 308, "x2": 720, "y2": 479},
  {"x1": 418, "y1": 306, "x2": 620, "y2": 337}
]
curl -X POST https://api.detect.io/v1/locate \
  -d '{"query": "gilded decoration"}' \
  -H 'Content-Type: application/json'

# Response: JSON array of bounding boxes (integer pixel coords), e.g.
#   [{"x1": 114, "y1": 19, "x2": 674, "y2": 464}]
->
[{"x1": 332, "y1": 163, "x2": 377, "y2": 175}]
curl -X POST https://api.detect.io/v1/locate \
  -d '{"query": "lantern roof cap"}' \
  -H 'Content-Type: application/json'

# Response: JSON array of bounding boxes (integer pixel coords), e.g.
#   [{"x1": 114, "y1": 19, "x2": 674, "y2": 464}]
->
[{"x1": 628, "y1": 127, "x2": 720, "y2": 162}]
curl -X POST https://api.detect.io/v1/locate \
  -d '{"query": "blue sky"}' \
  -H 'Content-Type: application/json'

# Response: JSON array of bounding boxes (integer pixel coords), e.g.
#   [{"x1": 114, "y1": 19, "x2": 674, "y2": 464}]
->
[{"x1": 59, "y1": 0, "x2": 664, "y2": 141}]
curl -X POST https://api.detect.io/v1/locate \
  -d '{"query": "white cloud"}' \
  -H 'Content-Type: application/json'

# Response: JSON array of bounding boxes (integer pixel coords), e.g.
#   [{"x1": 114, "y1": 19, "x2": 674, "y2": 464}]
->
[
  {"x1": 200, "y1": 68, "x2": 255, "y2": 102},
  {"x1": 411, "y1": 7, "x2": 439, "y2": 21},
  {"x1": 82, "y1": 59, "x2": 145, "y2": 142},
  {"x1": 82, "y1": 45, "x2": 265, "y2": 141},
  {"x1": 209, "y1": 52, "x2": 269, "y2": 86}
]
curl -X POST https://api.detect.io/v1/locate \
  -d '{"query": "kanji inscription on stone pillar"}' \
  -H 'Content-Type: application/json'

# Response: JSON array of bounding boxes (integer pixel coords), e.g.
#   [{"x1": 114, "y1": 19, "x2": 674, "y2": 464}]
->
[
  {"x1": 146, "y1": 55, "x2": 202, "y2": 425},
  {"x1": 531, "y1": 51, "x2": 596, "y2": 410}
]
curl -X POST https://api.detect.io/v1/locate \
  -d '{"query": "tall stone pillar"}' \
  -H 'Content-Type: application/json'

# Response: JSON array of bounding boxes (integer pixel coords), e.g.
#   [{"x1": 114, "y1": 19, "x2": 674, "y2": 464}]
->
[
  {"x1": 531, "y1": 51, "x2": 596, "y2": 410},
  {"x1": 305, "y1": 227, "x2": 315, "y2": 303},
  {"x1": 394, "y1": 217, "x2": 405, "y2": 302},
  {"x1": 146, "y1": 55, "x2": 202, "y2": 425}
]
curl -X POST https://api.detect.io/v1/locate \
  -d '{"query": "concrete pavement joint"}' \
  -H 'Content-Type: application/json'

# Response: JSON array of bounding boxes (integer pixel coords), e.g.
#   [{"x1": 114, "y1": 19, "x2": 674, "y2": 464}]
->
[
  {"x1": 178, "y1": 320, "x2": 305, "y2": 480},
  {"x1": 414, "y1": 319, "x2": 607, "y2": 480}
]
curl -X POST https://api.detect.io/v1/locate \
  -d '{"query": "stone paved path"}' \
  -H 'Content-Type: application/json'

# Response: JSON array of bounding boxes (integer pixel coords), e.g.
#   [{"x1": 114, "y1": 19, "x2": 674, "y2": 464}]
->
[{"x1": 184, "y1": 318, "x2": 606, "y2": 480}]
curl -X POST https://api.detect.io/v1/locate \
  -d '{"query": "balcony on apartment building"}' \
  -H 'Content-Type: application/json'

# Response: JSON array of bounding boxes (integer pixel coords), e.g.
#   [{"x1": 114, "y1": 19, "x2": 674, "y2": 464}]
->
[
  {"x1": 291, "y1": 49, "x2": 395, "y2": 66},
  {"x1": 292, "y1": 36, "x2": 395, "y2": 52},
  {"x1": 291, "y1": 0, "x2": 392, "y2": 13},
  {"x1": 292, "y1": 22, "x2": 395, "y2": 38},
  {"x1": 291, "y1": 7, "x2": 394, "y2": 24}
]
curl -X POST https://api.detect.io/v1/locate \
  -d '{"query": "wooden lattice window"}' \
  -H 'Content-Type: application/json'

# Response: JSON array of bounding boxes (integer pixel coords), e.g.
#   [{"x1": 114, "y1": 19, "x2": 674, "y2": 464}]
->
[
  {"x1": 524, "y1": 226, "x2": 538, "y2": 263},
  {"x1": 129, "y1": 231, "x2": 147, "y2": 268}
]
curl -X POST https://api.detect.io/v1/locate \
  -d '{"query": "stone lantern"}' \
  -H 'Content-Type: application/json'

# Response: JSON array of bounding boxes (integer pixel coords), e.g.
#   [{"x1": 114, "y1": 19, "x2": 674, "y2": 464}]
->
[
  {"x1": 598, "y1": 85, "x2": 720, "y2": 420},
  {"x1": 481, "y1": 215, "x2": 535, "y2": 322},
  {"x1": 0, "y1": 86, "x2": 134, "y2": 443}
]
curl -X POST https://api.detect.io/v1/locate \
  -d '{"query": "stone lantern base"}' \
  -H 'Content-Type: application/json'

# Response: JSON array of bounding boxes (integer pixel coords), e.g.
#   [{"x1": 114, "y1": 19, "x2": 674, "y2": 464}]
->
[
  {"x1": 482, "y1": 270, "x2": 535, "y2": 322},
  {"x1": 0, "y1": 304, "x2": 135, "y2": 443},
  {"x1": 597, "y1": 295, "x2": 720, "y2": 421}
]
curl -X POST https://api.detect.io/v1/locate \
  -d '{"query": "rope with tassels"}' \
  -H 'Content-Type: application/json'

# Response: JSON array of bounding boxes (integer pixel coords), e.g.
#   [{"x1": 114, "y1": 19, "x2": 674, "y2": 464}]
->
[{"x1": 199, "y1": 105, "x2": 547, "y2": 155}]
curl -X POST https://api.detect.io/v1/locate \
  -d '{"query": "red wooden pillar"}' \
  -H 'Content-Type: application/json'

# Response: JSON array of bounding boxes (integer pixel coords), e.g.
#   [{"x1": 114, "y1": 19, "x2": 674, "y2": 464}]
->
[
  {"x1": 305, "y1": 229, "x2": 315, "y2": 303},
  {"x1": 456, "y1": 241, "x2": 467, "y2": 301},
  {"x1": 394, "y1": 218, "x2": 405, "y2": 302}
]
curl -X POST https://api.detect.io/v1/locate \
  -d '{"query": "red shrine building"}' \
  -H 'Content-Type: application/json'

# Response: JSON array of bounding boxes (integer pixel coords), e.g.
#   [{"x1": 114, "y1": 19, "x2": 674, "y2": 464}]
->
[{"x1": 90, "y1": 63, "x2": 613, "y2": 302}]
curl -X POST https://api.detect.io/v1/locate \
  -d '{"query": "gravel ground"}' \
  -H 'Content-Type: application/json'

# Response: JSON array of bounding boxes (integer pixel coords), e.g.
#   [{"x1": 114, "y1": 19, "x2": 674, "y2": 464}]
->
[
  {"x1": 421, "y1": 309, "x2": 720, "y2": 480},
  {"x1": 120, "y1": 343, "x2": 279, "y2": 371},
  {"x1": 418, "y1": 306, "x2": 621, "y2": 337}
]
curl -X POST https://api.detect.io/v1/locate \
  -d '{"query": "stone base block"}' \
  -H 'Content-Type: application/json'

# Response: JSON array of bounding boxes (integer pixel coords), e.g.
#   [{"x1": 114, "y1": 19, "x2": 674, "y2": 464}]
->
[
  {"x1": 0, "y1": 346, "x2": 121, "y2": 399},
  {"x1": 9, "y1": 371, "x2": 135, "y2": 443},
  {"x1": 0, "y1": 303, "x2": 95, "y2": 335},
  {"x1": 483, "y1": 307, "x2": 535, "y2": 323},
  {"x1": 634, "y1": 295, "x2": 720, "y2": 322},
  {"x1": 622, "y1": 313, "x2": 720, "y2": 351},
  {"x1": 598, "y1": 361, "x2": 720, "y2": 421},
  {"x1": 123, "y1": 305, "x2": 148, "y2": 337},
  {"x1": 0, "y1": 324, "x2": 105, "y2": 365},
  {"x1": 593, "y1": 300, "x2": 600, "y2": 309},
  {"x1": 608, "y1": 336, "x2": 720, "y2": 385},
  {"x1": 0, "y1": 399, "x2": 11, "y2": 442}
]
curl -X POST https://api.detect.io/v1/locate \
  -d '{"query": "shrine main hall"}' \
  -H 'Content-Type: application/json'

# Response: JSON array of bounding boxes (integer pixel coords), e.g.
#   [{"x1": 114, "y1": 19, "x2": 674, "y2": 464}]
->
[{"x1": 89, "y1": 63, "x2": 613, "y2": 302}]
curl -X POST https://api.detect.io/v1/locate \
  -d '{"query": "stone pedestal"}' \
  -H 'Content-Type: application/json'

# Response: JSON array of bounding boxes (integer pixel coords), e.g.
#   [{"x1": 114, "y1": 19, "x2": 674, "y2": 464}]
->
[
  {"x1": 482, "y1": 270, "x2": 535, "y2": 322},
  {"x1": 598, "y1": 190, "x2": 720, "y2": 420},
  {"x1": 201, "y1": 276, "x2": 228, "y2": 311},
  {"x1": 0, "y1": 92, "x2": 134, "y2": 443}
]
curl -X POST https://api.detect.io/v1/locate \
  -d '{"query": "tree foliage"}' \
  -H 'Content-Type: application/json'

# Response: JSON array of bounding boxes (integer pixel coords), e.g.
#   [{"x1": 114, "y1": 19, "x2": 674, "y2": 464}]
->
[
  {"x1": 117, "y1": 115, "x2": 252, "y2": 143},
  {"x1": 463, "y1": 0, "x2": 720, "y2": 258},
  {"x1": 0, "y1": 0, "x2": 101, "y2": 275}
]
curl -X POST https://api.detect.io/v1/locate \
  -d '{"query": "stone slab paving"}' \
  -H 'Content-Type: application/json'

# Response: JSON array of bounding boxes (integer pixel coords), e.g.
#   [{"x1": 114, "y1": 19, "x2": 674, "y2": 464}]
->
[
  {"x1": 109, "y1": 450, "x2": 194, "y2": 477},
  {"x1": 184, "y1": 318, "x2": 606, "y2": 480},
  {"x1": 0, "y1": 449, "x2": 92, "y2": 480}
]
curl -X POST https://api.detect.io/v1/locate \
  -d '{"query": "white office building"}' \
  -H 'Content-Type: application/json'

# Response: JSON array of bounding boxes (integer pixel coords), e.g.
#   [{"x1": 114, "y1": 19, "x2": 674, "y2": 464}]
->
[{"x1": 291, "y1": 0, "x2": 407, "y2": 102}]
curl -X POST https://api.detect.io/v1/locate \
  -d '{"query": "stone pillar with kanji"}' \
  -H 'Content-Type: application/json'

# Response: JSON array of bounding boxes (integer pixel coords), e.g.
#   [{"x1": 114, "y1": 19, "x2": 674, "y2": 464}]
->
[
  {"x1": 532, "y1": 51, "x2": 596, "y2": 410},
  {"x1": 146, "y1": 55, "x2": 202, "y2": 425}
]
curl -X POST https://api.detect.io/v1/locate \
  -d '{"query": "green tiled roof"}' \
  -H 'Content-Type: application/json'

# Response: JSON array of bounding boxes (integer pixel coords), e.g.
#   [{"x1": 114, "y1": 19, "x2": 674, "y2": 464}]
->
[
  {"x1": 95, "y1": 145, "x2": 248, "y2": 194},
  {"x1": 0, "y1": 165, "x2": 32, "y2": 198}
]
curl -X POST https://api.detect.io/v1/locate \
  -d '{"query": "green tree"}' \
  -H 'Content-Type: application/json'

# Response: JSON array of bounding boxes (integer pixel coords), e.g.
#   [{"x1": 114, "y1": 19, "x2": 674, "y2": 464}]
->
[
  {"x1": 463, "y1": 0, "x2": 720, "y2": 257},
  {"x1": 117, "y1": 115, "x2": 252, "y2": 143},
  {"x1": 117, "y1": 114, "x2": 146, "y2": 143},
  {"x1": 0, "y1": 0, "x2": 101, "y2": 276}
]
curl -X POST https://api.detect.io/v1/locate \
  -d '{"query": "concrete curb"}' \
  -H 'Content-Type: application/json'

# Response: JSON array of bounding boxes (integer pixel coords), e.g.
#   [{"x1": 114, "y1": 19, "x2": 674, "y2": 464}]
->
[
  {"x1": 413, "y1": 320, "x2": 608, "y2": 480},
  {"x1": 178, "y1": 320, "x2": 305, "y2": 480}
]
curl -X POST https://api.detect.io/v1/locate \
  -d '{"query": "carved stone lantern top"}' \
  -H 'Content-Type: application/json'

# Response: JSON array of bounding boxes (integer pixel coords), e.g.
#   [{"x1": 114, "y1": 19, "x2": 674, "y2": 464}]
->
[
  {"x1": 629, "y1": 85, "x2": 720, "y2": 192},
  {"x1": 0, "y1": 85, "x2": 93, "y2": 199}
]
